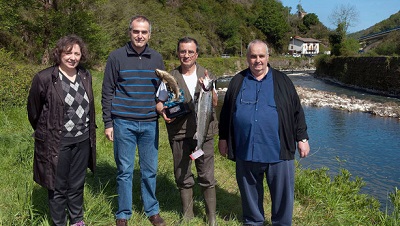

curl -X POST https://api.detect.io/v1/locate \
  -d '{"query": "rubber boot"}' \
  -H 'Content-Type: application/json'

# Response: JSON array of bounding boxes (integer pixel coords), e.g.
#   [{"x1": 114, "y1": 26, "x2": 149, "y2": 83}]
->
[
  {"x1": 180, "y1": 188, "x2": 194, "y2": 221},
  {"x1": 202, "y1": 187, "x2": 217, "y2": 226}
]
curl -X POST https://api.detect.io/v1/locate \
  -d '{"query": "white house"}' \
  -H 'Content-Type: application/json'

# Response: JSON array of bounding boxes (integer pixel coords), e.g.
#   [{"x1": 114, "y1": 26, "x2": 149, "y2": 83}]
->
[{"x1": 288, "y1": 36, "x2": 321, "y2": 56}]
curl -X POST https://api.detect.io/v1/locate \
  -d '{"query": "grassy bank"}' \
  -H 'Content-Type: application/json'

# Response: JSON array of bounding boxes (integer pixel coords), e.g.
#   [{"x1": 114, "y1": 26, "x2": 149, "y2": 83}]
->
[
  {"x1": 165, "y1": 56, "x2": 315, "y2": 77},
  {"x1": 0, "y1": 70, "x2": 399, "y2": 226}
]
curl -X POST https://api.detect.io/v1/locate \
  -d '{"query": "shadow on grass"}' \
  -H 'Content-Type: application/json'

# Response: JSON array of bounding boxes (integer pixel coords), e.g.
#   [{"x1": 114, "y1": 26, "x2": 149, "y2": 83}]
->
[
  {"x1": 84, "y1": 160, "x2": 181, "y2": 216},
  {"x1": 31, "y1": 160, "x2": 246, "y2": 225},
  {"x1": 32, "y1": 185, "x2": 50, "y2": 222},
  {"x1": 215, "y1": 185, "x2": 242, "y2": 223},
  {"x1": 155, "y1": 172, "x2": 244, "y2": 225}
]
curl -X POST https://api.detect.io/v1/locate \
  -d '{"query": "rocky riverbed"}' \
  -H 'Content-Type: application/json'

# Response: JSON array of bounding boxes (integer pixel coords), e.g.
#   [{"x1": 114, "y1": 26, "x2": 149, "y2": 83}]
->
[
  {"x1": 296, "y1": 86, "x2": 400, "y2": 119},
  {"x1": 216, "y1": 74, "x2": 400, "y2": 119}
]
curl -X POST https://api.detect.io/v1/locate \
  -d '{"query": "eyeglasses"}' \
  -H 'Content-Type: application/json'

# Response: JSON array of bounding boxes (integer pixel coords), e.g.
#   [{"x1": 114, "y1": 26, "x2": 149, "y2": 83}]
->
[{"x1": 178, "y1": 50, "x2": 196, "y2": 57}]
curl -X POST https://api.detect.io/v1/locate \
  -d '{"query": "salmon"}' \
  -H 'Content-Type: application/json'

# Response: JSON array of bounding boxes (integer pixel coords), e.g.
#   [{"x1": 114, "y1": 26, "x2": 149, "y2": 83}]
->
[{"x1": 193, "y1": 76, "x2": 214, "y2": 153}]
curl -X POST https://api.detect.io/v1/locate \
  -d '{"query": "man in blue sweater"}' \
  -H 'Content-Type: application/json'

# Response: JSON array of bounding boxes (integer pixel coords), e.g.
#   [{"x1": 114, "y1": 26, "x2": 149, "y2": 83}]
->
[{"x1": 101, "y1": 15, "x2": 166, "y2": 226}]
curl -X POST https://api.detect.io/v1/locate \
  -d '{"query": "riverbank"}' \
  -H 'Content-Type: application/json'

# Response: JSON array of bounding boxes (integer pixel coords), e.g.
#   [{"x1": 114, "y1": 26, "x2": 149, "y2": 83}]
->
[
  {"x1": 315, "y1": 56, "x2": 400, "y2": 97},
  {"x1": 296, "y1": 86, "x2": 400, "y2": 119},
  {"x1": 217, "y1": 72, "x2": 400, "y2": 119}
]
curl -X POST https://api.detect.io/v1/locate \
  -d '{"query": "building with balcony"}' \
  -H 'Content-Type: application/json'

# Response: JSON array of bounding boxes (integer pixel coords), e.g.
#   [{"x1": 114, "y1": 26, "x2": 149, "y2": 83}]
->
[{"x1": 288, "y1": 36, "x2": 321, "y2": 56}]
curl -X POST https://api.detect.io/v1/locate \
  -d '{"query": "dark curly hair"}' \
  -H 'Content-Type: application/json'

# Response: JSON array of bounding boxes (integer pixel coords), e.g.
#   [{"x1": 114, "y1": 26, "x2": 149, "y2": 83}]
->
[{"x1": 52, "y1": 34, "x2": 88, "y2": 65}]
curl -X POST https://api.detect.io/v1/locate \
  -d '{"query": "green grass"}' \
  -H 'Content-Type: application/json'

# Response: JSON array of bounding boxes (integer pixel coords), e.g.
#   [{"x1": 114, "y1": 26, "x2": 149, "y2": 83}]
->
[{"x1": 0, "y1": 70, "x2": 399, "y2": 226}]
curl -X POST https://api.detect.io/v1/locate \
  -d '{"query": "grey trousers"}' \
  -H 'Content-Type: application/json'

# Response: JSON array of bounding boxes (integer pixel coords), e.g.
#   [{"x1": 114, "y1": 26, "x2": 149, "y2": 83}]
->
[{"x1": 170, "y1": 138, "x2": 216, "y2": 189}]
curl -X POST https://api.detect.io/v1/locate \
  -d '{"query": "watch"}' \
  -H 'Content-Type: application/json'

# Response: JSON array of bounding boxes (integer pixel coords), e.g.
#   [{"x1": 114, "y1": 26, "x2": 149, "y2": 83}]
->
[{"x1": 300, "y1": 139, "x2": 308, "y2": 143}]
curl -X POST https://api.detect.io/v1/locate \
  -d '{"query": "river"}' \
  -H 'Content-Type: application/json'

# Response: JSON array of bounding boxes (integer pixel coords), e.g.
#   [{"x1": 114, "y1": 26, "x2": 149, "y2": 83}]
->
[{"x1": 216, "y1": 71, "x2": 400, "y2": 208}]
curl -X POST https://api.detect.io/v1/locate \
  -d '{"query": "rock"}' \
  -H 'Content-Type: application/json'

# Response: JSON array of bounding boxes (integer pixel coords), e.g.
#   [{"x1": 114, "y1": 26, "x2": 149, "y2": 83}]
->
[
  {"x1": 296, "y1": 86, "x2": 400, "y2": 119},
  {"x1": 216, "y1": 82, "x2": 400, "y2": 119}
]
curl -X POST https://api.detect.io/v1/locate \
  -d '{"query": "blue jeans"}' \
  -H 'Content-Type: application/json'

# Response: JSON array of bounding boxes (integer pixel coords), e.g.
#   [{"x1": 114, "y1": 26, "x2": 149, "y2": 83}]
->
[{"x1": 113, "y1": 118, "x2": 160, "y2": 219}]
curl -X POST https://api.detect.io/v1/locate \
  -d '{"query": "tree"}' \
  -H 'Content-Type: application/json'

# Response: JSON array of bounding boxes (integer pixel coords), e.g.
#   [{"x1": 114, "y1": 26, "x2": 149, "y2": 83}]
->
[
  {"x1": 328, "y1": 4, "x2": 360, "y2": 56},
  {"x1": 340, "y1": 38, "x2": 360, "y2": 56},
  {"x1": 329, "y1": 22, "x2": 346, "y2": 56},
  {"x1": 296, "y1": 4, "x2": 305, "y2": 13},
  {"x1": 0, "y1": 0, "x2": 108, "y2": 64},
  {"x1": 253, "y1": 0, "x2": 290, "y2": 52},
  {"x1": 303, "y1": 13, "x2": 319, "y2": 29},
  {"x1": 328, "y1": 4, "x2": 359, "y2": 33},
  {"x1": 328, "y1": 22, "x2": 359, "y2": 56},
  {"x1": 0, "y1": 0, "x2": 35, "y2": 59}
]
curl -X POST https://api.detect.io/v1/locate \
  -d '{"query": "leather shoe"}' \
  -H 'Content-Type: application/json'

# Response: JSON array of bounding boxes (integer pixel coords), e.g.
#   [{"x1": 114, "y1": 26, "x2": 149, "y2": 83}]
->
[
  {"x1": 116, "y1": 219, "x2": 127, "y2": 226},
  {"x1": 148, "y1": 214, "x2": 166, "y2": 226}
]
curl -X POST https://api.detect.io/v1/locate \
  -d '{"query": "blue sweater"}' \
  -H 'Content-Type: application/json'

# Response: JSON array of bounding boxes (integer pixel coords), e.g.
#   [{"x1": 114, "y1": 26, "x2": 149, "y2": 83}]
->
[{"x1": 102, "y1": 42, "x2": 165, "y2": 128}]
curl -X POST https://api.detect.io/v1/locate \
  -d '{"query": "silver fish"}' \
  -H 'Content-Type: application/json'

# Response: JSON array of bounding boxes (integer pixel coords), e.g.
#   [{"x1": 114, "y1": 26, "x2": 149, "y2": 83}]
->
[
  {"x1": 155, "y1": 69, "x2": 181, "y2": 102},
  {"x1": 193, "y1": 77, "x2": 214, "y2": 152}
]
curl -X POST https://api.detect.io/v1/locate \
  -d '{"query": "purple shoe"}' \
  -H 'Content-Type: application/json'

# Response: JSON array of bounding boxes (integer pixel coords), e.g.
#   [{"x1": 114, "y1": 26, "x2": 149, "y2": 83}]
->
[{"x1": 71, "y1": 220, "x2": 85, "y2": 226}]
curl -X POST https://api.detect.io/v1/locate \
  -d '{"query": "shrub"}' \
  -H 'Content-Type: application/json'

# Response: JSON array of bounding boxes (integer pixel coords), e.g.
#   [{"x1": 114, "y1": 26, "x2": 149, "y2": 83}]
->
[
  {"x1": 314, "y1": 54, "x2": 332, "y2": 76},
  {"x1": 0, "y1": 49, "x2": 44, "y2": 108}
]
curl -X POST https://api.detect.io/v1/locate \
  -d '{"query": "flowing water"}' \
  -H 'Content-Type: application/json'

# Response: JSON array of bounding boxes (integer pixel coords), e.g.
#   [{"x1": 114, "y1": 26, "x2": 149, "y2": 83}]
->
[{"x1": 216, "y1": 71, "x2": 400, "y2": 208}]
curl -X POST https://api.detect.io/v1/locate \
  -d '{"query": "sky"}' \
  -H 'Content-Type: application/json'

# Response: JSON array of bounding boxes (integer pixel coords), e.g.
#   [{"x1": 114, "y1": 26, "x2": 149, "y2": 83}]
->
[{"x1": 280, "y1": 0, "x2": 400, "y2": 33}]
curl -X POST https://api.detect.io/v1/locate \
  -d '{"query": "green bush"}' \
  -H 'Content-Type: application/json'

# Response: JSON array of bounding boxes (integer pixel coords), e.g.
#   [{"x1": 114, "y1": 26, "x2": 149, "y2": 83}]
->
[
  {"x1": 0, "y1": 49, "x2": 44, "y2": 108},
  {"x1": 340, "y1": 38, "x2": 361, "y2": 56},
  {"x1": 314, "y1": 54, "x2": 332, "y2": 75}
]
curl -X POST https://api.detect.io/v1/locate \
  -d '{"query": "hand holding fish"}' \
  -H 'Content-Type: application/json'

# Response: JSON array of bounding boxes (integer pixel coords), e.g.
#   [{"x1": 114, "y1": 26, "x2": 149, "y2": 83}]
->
[
  {"x1": 199, "y1": 70, "x2": 218, "y2": 107},
  {"x1": 198, "y1": 70, "x2": 211, "y2": 91}
]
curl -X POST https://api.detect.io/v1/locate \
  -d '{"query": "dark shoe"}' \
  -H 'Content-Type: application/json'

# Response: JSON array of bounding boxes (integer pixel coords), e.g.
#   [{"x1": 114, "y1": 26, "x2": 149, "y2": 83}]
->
[
  {"x1": 148, "y1": 214, "x2": 166, "y2": 226},
  {"x1": 116, "y1": 219, "x2": 128, "y2": 226}
]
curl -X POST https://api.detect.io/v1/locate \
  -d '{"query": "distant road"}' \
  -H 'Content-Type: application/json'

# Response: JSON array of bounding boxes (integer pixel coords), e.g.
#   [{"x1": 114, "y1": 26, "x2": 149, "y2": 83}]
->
[{"x1": 358, "y1": 26, "x2": 400, "y2": 42}]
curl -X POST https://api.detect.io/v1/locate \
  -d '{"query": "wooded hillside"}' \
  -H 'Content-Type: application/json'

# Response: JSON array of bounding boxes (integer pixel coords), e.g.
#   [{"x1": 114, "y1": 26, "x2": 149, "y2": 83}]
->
[
  {"x1": 0, "y1": 0, "x2": 331, "y2": 65},
  {"x1": 1, "y1": 0, "x2": 399, "y2": 66}
]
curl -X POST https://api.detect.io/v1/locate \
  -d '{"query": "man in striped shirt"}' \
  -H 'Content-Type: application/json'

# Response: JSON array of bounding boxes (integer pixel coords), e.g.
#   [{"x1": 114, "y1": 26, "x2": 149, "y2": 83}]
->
[{"x1": 101, "y1": 15, "x2": 166, "y2": 226}]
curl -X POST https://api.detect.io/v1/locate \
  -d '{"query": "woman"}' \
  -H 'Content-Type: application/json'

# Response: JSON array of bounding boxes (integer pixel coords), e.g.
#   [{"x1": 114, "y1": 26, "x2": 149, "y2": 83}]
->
[{"x1": 27, "y1": 35, "x2": 96, "y2": 226}]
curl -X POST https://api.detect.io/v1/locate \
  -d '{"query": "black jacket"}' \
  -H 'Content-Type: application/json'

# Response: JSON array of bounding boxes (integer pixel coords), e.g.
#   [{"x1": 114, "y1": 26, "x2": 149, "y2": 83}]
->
[
  {"x1": 218, "y1": 66, "x2": 308, "y2": 161},
  {"x1": 27, "y1": 66, "x2": 96, "y2": 190}
]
